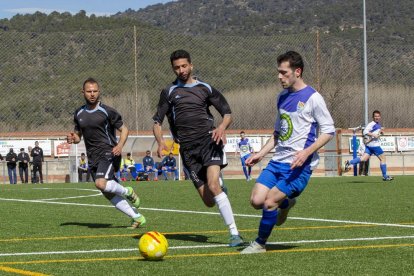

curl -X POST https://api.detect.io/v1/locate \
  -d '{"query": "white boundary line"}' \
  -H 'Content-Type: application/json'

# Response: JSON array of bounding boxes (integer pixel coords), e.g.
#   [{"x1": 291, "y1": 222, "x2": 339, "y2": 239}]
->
[
  {"x1": 1, "y1": 197, "x2": 413, "y2": 229},
  {"x1": 0, "y1": 235, "x2": 413, "y2": 257},
  {"x1": 0, "y1": 186, "x2": 413, "y2": 229}
]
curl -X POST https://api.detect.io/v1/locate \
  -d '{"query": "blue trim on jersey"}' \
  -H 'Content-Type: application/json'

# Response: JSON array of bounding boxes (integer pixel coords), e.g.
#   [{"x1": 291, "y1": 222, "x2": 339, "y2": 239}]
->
[
  {"x1": 304, "y1": 121, "x2": 318, "y2": 149},
  {"x1": 256, "y1": 161, "x2": 312, "y2": 198},
  {"x1": 370, "y1": 122, "x2": 382, "y2": 132},
  {"x1": 168, "y1": 85, "x2": 178, "y2": 96},
  {"x1": 277, "y1": 86, "x2": 316, "y2": 112},
  {"x1": 365, "y1": 146, "x2": 384, "y2": 156}
]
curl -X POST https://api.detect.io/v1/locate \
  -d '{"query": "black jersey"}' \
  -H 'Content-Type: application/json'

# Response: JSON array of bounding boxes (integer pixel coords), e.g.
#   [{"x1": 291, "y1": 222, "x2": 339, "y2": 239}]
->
[
  {"x1": 74, "y1": 102, "x2": 123, "y2": 161},
  {"x1": 153, "y1": 79, "x2": 231, "y2": 144}
]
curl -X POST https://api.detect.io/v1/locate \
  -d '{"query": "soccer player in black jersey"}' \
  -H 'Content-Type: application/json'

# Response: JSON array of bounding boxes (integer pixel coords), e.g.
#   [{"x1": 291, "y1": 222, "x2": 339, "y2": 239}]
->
[
  {"x1": 67, "y1": 78, "x2": 146, "y2": 228},
  {"x1": 153, "y1": 50, "x2": 243, "y2": 246}
]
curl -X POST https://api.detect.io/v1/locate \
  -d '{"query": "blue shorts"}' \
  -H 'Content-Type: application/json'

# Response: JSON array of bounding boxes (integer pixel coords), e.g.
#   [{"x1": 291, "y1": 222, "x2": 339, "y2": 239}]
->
[
  {"x1": 256, "y1": 161, "x2": 312, "y2": 198},
  {"x1": 365, "y1": 146, "x2": 384, "y2": 156},
  {"x1": 240, "y1": 154, "x2": 251, "y2": 167}
]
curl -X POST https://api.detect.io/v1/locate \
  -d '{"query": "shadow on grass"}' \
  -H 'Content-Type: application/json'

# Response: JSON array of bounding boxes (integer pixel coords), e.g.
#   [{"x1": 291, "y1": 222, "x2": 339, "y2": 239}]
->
[
  {"x1": 132, "y1": 233, "x2": 216, "y2": 244},
  {"x1": 236, "y1": 244, "x2": 296, "y2": 252},
  {"x1": 60, "y1": 222, "x2": 126, "y2": 229}
]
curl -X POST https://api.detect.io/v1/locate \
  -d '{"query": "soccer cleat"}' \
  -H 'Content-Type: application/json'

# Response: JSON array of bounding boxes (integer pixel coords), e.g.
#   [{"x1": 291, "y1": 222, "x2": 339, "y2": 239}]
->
[
  {"x1": 383, "y1": 176, "x2": 394, "y2": 181},
  {"x1": 229, "y1": 234, "x2": 244, "y2": 247},
  {"x1": 343, "y1": 160, "x2": 351, "y2": 172},
  {"x1": 240, "y1": 241, "x2": 266, "y2": 254},
  {"x1": 125, "y1": 186, "x2": 140, "y2": 208},
  {"x1": 130, "y1": 215, "x2": 146, "y2": 229},
  {"x1": 276, "y1": 198, "x2": 296, "y2": 226}
]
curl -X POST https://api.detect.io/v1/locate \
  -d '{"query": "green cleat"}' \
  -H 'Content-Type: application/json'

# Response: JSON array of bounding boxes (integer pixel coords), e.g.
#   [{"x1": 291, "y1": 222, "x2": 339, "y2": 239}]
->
[
  {"x1": 130, "y1": 215, "x2": 146, "y2": 229},
  {"x1": 229, "y1": 234, "x2": 244, "y2": 247},
  {"x1": 125, "y1": 186, "x2": 140, "y2": 208}
]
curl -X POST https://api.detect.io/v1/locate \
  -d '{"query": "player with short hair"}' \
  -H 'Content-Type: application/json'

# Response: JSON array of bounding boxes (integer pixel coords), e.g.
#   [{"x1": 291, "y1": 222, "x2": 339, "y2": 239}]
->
[
  {"x1": 236, "y1": 131, "x2": 253, "y2": 181},
  {"x1": 153, "y1": 49, "x2": 243, "y2": 247},
  {"x1": 344, "y1": 110, "x2": 393, "y2": 181},
  {"x1": 241, "y1": 51, "x2": 335, "y2": 254},
  {"x1": 67, "y1": 78, "x2": 146, "y2": 228}
]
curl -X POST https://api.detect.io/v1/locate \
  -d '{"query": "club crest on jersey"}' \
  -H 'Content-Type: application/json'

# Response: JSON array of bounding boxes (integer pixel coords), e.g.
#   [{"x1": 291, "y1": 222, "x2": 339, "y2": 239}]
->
[
  {"x1": 297, "y1": 101, "x2": 305, "y2": 113},
  {"x1": 279, "y1": 113, "x2": 293, "y2": 141}
]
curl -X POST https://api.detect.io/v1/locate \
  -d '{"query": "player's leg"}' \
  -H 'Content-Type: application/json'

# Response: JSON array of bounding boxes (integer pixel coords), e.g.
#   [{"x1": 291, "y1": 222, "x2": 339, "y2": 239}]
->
[
  {"x1": 206, "y1": 165, "x2": 243, "y2": 246},
  {"x1": 162, "y1": 167, "x2": 168, "y2": 180},
  {"x1": 345, "y1": 152, "x2": 370, "y2": 172},
  {"x1": 94, "y1": 157, "x2": 145, "y2": 226},
  {"x1": 376, "y1": 151, "x2": 393, "y2": 181},
  {"x1": 240, "y1": 156, "x2": 249, "y2": 180}
]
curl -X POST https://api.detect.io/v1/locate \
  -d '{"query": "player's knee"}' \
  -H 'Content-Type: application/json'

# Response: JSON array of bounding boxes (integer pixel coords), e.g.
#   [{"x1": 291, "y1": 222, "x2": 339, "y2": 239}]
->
[
  {"x1": 263, "y1": 198, "x2": 278, "y2": 210},
  {"x1": 95, "y1": 179, "x2": 106, "y2": 191},
  {"x1": 250, "y1": 196, "x2": 264, "y2": 209}
]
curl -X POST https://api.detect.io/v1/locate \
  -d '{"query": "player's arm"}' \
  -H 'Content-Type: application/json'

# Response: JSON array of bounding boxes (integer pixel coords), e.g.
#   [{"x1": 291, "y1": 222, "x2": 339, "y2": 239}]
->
[
  {"x1": 246, "y1": 133, "x2": 278, "y2": 167},
  {"x1": 112, "y1": 124, "x2": 128, "y2": 156},
  {"x1": 209, "y1": 87, "x2": 232, "y2": 144},
  {"x1": 153, "y1": 89, "x2": 170, "y2": 158},
  {"x1": 291, "y1": 133, "x2": 333, "y2": 169}
]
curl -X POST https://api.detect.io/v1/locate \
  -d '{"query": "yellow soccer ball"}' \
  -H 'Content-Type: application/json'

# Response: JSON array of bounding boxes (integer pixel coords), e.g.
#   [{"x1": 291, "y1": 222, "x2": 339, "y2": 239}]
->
[{"x1": 138, "y1": 231, "x2": 168, "y2": 260}]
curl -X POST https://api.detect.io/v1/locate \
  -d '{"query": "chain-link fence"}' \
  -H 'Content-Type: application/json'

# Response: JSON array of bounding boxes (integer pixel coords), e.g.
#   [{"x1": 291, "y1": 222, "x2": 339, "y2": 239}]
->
[{"x1": 0, "y1": 27, "x2": 413, "y2": 133}]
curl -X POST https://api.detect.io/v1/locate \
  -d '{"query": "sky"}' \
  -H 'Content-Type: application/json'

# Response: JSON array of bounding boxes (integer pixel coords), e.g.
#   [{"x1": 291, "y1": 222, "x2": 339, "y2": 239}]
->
[{"x1": 0, "y1": 0, "x2": 175, "y2": 20}]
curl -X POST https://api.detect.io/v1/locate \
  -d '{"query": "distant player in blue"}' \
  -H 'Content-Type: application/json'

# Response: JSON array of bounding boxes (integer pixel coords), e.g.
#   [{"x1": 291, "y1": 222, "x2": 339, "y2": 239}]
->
[
  {"x1": 236, "y1": 131, "x2": 253, "y2": 181},
  {"x1": 161, "y1": 153, "x2": 179, "y2": 180},
  {"x1": 241, "y1": 51, "x2": 335, "y2": 254},
  {"x1": 344, "y1": 110, "x2": 393, "y2": 181}
]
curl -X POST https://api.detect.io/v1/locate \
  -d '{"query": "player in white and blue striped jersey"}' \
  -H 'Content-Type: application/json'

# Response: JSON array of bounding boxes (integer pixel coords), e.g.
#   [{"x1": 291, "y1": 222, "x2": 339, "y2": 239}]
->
[
  {"x1": 241, "y1": 51, "x2": 335, "y2": 254},
  {"x1": 344, "y1": 110, "x2": 393, "y2": 181},
  {"x1": 236, "y1": 131, "x2": 253, "y2": 181}
]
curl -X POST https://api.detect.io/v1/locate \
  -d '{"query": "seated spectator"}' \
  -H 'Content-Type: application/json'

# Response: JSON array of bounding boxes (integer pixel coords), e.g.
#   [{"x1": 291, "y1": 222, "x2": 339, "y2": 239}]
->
[
  {"x1": 143, "y1": 150, "x2": 158, "y2": 181},
  {"x1": 122, "y1": 153, "x2": 137, "y2": 180},
  {"x1": 161, "y1": 153, "x2": 179, "y2": 180},
  {"x1": 78, "y1": 153, "x2": 91, "y2": 182}
]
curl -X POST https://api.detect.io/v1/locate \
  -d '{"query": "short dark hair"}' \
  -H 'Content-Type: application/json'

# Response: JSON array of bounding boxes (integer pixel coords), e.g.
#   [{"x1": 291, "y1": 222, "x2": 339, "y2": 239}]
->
[
  {"x1": 83, "y1": 77, "x2": 99, "y2": 90},
  {"x1": 277, "y1": 51, "x2": 304, "y2": 76},
  {"x1": 127, "y1": 153, "x2": 131, "y2": 156},
  {"x1": 146, "y1": 150, "x2": 151, "y2": 154},
  {"x1": 81, "y1": 153, "x2": 85, "y2": 156},
  {"x1": 240, "y1": 131, "x2": 245, "y2": 135},
  {"x1": 372, "y1": 110, "x2": 381, "y2": 117},
  {"x1": 170, "y1": 50, "x2": 191, "y2": 65}
]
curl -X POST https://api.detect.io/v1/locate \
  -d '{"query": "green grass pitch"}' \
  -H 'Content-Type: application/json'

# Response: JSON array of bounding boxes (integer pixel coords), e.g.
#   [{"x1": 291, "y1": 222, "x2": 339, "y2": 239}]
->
[{"x1": 0, "y1": 176, "x2": 413, "y2": 275}]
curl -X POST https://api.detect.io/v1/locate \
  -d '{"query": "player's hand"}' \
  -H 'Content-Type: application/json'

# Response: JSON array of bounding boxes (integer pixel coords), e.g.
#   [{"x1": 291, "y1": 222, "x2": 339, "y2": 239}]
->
[
  {"x1": 212, "y1": 126, "x2": 226, "y2": 145},
  {"x1": 67, "y1": 132, "x2": 76, "y2": 144},
  {"x1": 112, "y1": 145, "x2": 122, "y2": 156},
  {"x1": 245, "y1": 153, "x2": 263, "y2": 167},
  {"x1": 157, "y1": 142, "x2": 169, "y2": 158},
  {"x1": 291, "y1": 150, "x2": 310, "y2": 169}
]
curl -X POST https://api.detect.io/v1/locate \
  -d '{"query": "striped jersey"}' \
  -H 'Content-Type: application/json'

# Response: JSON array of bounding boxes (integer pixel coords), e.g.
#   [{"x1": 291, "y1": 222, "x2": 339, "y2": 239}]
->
[{"x1": 273, "y1": 86, "x2": 335, "y2": 169}]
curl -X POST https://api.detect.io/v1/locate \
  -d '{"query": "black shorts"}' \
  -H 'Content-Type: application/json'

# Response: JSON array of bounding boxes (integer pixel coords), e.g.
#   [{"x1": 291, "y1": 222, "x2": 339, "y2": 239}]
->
[
  {"x1": 89, "y1": 152, "x2": 121, "y2": 181},
  {"x1": 180, "y1": 135, "x2": 227, "y2": 189}
]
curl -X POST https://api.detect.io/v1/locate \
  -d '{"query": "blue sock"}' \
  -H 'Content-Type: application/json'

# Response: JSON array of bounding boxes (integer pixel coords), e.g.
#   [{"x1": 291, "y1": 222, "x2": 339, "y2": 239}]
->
[
  {"x1": 248, "y1": 166, "x2": 252, "y2": 177},
  {"x1": 162, "y1": 170, "x2": 168, "y2": 180},
  {"x1": 350, "y1": 157, "x2": 361, "y2": 165},
  {"x1": 380, "y1": 164, "x2": 387, "y2": 177},
  {"x1": 242, "y1": 166, "x2": 248, "y2": 179},
  {"x1": 255, "y1": 209, "x2": 278, "y2": 245}
]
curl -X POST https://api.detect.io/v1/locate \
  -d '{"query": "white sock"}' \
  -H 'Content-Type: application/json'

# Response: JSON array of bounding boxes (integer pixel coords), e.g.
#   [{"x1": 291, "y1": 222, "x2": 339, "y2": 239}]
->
[
  {"x1": 214, "y1": 192, "x2": 239, "y2": 236},
  {"x1": 104, "y1": 180, "x2": 128, "y2": 196},
  {"x1": 110, "y1": 195, "x2": 140, "y2": 218}
]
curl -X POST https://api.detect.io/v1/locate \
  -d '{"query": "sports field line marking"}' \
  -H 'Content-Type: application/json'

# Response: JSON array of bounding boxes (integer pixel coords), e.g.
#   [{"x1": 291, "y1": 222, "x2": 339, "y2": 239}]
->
[
  {"x1": 1, "y1": 197, "x2": 413, "y2": 229},
  {"x1": 1, "y1": 243, "x2": 413, "y2": 265},
  {"x1": 1, "y1": 235, "x2": 413, "y2": 257},
  {"x1": 0, "y1": 224, "x2": 377, "y2": 243},
  {"x1": 0, "y1": 265, "x2": 49, "y2": 276}
]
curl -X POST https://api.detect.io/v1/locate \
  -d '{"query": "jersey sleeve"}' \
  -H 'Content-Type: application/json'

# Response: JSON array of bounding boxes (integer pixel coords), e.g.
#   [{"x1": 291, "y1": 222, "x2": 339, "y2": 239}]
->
[
  {"x1": 107, "y1": 107, "x2": 124, "y2": 130},
  {"x1": 153, "y1": 89, "x2": 170, "y2": 124},
  {"x1": 208, "y1": 86, "x2": 232, "y2": 117},
  {"x1": 73, "y1": 109, "x2": 81, "y2": 133},
  {"x1": 311, "y1": 93, "x2": 335, "y2": 135}
]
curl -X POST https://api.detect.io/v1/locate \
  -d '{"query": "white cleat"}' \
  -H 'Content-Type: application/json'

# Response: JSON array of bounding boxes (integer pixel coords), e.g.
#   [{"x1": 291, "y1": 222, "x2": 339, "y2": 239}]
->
[{"x1": 240, "y1": 241, "x2": 266, "y2": 254}]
